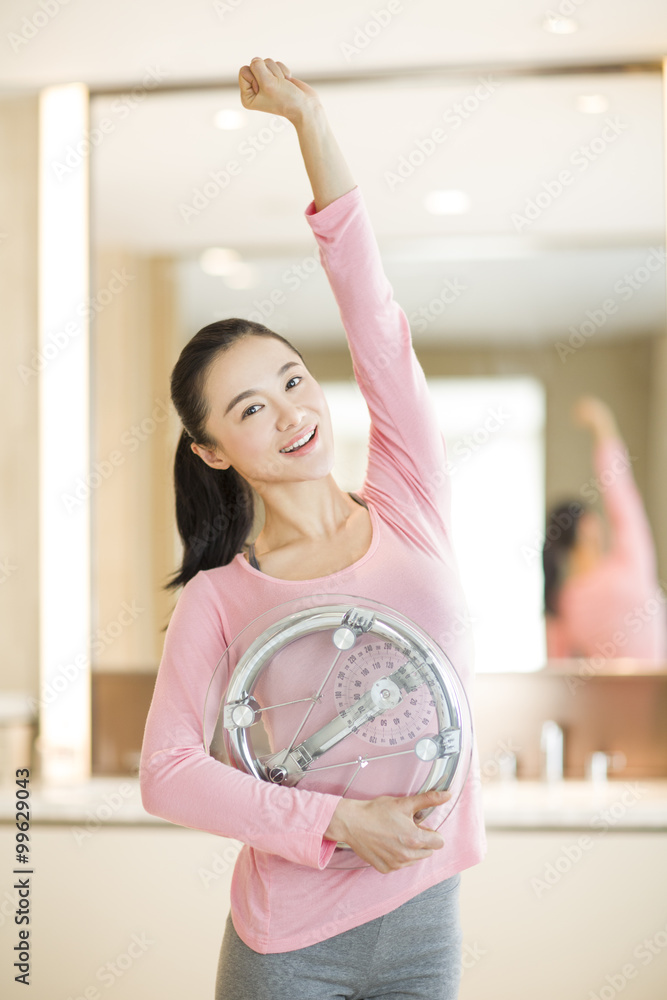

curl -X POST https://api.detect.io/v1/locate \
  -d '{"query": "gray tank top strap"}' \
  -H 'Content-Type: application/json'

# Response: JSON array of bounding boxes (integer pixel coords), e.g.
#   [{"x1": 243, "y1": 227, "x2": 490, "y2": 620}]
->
[
  {"x1": 245, "y1": 492, "x2": 368, "y2": 573},
  {"x1": 348, "y1": 491, "x2": 368, "y2": 509},
  {"x1": 247, "y1": 541, "x2": 261, "y2": 570}
]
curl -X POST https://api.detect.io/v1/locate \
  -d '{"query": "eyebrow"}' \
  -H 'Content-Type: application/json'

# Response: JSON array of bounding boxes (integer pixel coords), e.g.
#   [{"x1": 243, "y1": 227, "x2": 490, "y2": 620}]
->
[{"x1": 224, "y1": 361, "x2": 303, "y2": 416}]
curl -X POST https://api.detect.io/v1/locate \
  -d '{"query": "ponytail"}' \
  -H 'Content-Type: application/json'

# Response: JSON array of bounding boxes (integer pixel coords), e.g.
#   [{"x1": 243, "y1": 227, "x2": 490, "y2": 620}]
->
[
  {"x1": 165, "y1": 318, "x2": 307, "y2": 593},
  {"x1": 166, "y1": 428, "x2": 254, "y2": 591}
]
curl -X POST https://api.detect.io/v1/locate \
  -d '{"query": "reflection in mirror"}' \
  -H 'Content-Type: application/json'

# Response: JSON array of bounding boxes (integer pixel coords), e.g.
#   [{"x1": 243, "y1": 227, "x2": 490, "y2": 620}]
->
[
  {"x1": 89, "y1": 67, "x2": 666, "y2": 705},
  {"x1": 543, "y1": 394, "x2": 667, "y2": 664}
]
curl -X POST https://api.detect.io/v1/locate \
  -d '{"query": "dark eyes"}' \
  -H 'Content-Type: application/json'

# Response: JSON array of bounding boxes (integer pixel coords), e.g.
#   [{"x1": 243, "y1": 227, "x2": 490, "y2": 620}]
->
[{"x1": 241, "y1": 376, "x2": 303, "y2": 419}]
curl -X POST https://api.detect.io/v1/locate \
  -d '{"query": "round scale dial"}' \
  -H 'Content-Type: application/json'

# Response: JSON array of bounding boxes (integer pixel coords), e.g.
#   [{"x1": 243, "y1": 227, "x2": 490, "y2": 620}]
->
[{"x1": 334, "y1": 641, "x2": 436, "y2": 746}]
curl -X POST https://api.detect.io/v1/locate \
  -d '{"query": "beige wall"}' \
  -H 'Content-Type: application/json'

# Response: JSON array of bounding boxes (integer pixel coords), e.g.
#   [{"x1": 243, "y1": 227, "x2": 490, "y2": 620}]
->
[
  {"x1": 0, "y1": 96, "x2": 39, "y2": 695},
  {"x1": 91, "y1": 251, "x2": 182, "y2": 671}
]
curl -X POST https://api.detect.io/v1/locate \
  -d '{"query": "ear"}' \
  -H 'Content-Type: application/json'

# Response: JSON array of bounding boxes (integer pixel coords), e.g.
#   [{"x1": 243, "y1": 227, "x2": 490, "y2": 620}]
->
[{"x1": 190, "y1": 440, "x2": 231, "y2": 471}]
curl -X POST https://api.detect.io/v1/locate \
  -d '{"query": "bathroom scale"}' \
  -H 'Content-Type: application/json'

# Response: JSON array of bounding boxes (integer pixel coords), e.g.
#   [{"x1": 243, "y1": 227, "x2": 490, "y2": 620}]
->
[{"x1": 202, "y1": 594, "x2": 472, "y2": 869}]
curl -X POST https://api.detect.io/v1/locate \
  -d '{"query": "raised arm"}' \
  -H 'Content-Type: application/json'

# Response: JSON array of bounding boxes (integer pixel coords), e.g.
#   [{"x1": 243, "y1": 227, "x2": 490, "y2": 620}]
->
[
  {"x1": 238, "y1": 58, "x2": 454, "y2": 536},
  {"x1": 239, "y1": 57, "x2": 355, "y2": 211},
  {"x1": 573, "y1": 396, "x2": 657, "y2": 573}
]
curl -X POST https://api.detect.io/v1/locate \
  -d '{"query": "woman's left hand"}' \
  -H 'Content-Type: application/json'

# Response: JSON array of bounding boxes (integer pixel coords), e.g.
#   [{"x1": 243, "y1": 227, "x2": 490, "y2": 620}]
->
[
  {"x1": 238, "y1": 57, "x2": 322, "y2": 123},
  {"x1": 572, "y1": 395, "x2": 620, "y2": 441}
]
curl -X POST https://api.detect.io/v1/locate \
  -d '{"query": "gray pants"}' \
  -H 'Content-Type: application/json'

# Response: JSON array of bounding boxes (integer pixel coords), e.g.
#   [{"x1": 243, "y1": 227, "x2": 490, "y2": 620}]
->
[{"x1": 214, "y1": 873, "x2": 462, "y2": 1000}]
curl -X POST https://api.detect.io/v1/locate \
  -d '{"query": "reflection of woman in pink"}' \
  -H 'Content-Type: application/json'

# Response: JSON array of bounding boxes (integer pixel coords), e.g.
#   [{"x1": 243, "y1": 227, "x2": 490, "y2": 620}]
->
[{"x1": 543, "y1": 396, "x2": 667, "y2": 661}]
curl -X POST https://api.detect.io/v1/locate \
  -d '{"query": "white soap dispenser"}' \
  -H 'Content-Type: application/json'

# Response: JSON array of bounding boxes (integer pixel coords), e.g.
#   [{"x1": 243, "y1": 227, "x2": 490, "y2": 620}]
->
[{"x1": 540, "y1": 720, "x2": 564, "y2": 782}]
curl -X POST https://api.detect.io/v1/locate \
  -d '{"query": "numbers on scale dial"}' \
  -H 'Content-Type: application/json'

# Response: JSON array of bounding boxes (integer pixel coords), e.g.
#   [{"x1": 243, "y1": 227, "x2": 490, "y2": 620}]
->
[{"x1": 334, "y1": 640, "x2": 436, "y2": 746}]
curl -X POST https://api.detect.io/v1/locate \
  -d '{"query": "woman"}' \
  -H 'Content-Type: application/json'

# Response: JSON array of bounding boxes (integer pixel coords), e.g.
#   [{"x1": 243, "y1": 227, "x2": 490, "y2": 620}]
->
[
  {"x1": 139, "y1": 57, "x2": 486, "y2": 1000},
  {"x1": 543, "y1": 395, "x2": 666, "y2": 661}
]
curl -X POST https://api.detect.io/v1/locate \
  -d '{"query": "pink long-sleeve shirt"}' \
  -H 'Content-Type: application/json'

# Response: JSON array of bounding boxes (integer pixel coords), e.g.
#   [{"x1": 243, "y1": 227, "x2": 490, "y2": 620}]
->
[
  {"x1": 546, "y1": 436, "x2": 667, "y2": 661},
  {"x1": 139, "y1": 184, "x2": 487, "y2": 954}
]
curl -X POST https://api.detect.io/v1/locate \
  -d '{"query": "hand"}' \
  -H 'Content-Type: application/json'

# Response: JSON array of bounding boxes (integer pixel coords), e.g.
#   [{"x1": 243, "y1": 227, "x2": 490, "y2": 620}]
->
[
  {"x1": 324, "y1": 789, "x2": 451, "y2": 874},
  {"x1": 238, "y1": 57, "x2": 322, "y2": 124},
  {"x1": 571, "y1": 396, "x2": 620, "y2": 442}
]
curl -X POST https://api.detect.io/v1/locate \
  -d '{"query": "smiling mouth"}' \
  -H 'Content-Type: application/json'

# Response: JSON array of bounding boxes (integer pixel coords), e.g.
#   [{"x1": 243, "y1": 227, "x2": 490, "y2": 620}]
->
[{"x1": 279, "y1": 426, "x2": 317, "y2": 453}]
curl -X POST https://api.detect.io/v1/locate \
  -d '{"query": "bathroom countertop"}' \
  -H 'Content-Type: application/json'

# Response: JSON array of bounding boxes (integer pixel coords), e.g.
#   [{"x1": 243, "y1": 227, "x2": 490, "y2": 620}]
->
[
  {"x1": 0, "y1": 776, "x2": 666, "y2": 830},
  {"x1": 479, "y1": 778, "x2": 667, "y2": 830}
]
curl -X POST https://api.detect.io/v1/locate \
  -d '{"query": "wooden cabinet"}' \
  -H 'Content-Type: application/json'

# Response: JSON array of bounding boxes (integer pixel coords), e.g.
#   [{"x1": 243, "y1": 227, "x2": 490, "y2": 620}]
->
[
  {"x1": 459, "y1": 830, "x2": 667, "y2": 1000},
  {"x1": 1, "y1": 786, "x2": 666, "y2": 999}
]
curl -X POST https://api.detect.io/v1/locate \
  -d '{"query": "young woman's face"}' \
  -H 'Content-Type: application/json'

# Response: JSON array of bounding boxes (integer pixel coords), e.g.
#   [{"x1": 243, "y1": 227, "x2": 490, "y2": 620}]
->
[
  {"x1": 194, "y1": 335, "x2": 335, "y2": 488},
  {"x1": 574, "y1": 510, "x2": 606, "y2": 560}
]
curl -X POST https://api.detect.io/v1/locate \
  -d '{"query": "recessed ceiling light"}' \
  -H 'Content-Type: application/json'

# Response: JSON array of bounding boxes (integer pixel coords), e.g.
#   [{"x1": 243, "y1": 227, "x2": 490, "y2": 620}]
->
[
  {"x1": 424, "y1": 190, "x2": 470, "y2": 215},
  {"x1": 213, "y1": 109, "x2": 246, "y2": 130},
  {"x1": 575, "y1": 94, "x2": 609, "y2": 114},
  {"x1": 199, "y1": 247, "x2": 241, "y2": 276},
  {"x1": 543, "y1": 15, "x2": 579, "y2": 34}
]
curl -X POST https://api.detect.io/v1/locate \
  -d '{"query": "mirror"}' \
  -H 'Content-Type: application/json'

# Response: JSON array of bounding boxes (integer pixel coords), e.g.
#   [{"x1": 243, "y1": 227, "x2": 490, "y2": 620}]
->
[{"x1": 88, "y1": 67, "x2": 666, "y2": 694}]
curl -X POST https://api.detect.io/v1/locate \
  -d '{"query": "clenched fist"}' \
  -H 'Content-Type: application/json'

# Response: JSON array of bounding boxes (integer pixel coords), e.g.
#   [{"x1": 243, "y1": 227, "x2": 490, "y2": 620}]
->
[{"x1": 239, "y1": 57, "x2": 322, "y2": 123}]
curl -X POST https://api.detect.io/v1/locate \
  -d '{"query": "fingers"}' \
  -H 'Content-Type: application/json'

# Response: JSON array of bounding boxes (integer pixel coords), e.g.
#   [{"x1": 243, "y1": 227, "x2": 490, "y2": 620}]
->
[
  {"x1": 249, "y1": 57, "x2": 292, "y2": 81},
  {"x1": 264, "y1": 57, "x2": 286, "y2": 78},
  {"x1": 249, "y1": 56, "x2": 282, "y2": 82},
  {"x1": 401, "y1": 800, "x2": 446, "y2": 852},
  {"x1": 408, "y1": 788, "x2": 451, "y2": 814},
  {"x1": 240, "y1": 58, "x2": 291, "y2": 106},
  {"x1": 348, "y1": 795, "x2": 446, "y2": 873},
  {"x1": 384, "y1": 832, "x2": 443, "y2": 871},
  {"x1": 411, "y1": 823, "x2": 445, "y2": 851},
  {"x1": 362, "y1": 835, "x2": 439, "y2": 874},
  {"x1": 572, "y1": 396, "x2": 614, "y2": 431},
  {"x1": 238, "y1": 65, "x2": 258, "y2": 100}
]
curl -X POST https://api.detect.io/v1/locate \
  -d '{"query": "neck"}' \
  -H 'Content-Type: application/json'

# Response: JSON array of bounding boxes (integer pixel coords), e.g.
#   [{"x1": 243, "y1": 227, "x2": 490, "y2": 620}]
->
[{"x1": 252, "y1": 474, "x2": 359, "y2": 553}]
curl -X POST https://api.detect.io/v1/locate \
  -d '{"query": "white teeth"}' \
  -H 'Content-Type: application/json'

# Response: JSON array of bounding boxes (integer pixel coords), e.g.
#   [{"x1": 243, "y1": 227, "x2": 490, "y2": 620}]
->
[{"x1": 280, "y1": 428, "x2": 315, "y2": 453}]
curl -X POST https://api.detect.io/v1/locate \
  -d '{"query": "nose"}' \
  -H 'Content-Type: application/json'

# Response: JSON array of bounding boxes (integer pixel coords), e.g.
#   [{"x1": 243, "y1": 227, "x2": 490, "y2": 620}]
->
[{"x1": 275, "y1": 397, "x2": 305, "y2": 431}]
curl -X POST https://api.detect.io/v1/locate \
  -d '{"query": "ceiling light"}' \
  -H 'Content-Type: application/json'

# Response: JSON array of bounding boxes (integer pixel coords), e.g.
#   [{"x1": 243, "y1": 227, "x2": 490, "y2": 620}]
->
[
  {"x1": 424, "y1": 190, "x2": 470, "y2": 215},
  {"x1": 575, "y1": 94, "x2": 609, "y2": 114},
  {"x1": 213, "y1": 109, "x2": 246, "y2": 130},
  {"x1": 543, "y1": 15, "x2": 578, "y2": 34},
  {"x1": 199, "y1": 247, "x2": 241, "y2": 276}
]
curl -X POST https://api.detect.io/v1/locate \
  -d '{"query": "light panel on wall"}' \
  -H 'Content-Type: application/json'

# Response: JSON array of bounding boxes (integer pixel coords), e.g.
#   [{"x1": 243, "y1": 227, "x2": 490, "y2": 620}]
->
[
  {"x1": 424, "y1": 189, "x2": 470, "y2": 215},
  {"x1": 575, "y1": 94, "x2": 609, "y2": 114},
  {"x1": 199, "y1": 247, "x2": 242, "y2": 275},
  {"x1": 542, "y1": 15, "x2": 579, "y2": 34},
  {"x1": 213, "y1": 109, "x2": 246, "y2": 130},
  {"x1": 38, "y1": 82, "x2": 90, "y2": 783}
]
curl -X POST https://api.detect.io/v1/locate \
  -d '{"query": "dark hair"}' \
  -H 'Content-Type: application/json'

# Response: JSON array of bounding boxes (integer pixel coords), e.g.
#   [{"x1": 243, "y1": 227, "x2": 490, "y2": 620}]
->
[
  {"x1": 165, "y1": 318, "x2": 307, "y2": 592},
  {"x1": 542, "y1": 499, "x2": 588, "y2": 615}
]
